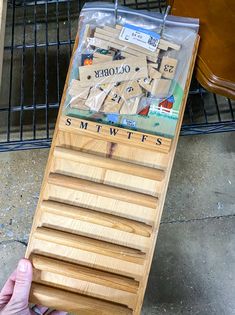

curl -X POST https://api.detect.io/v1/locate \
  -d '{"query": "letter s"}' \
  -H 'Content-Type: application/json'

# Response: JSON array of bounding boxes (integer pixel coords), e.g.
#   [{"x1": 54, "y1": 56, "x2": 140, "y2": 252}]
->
[
  {"x1": 66, "y1": 118, "x2": 71, "y2": 126},
  {"x1": 156, "y1": 138, "x2": 162, "y2": 145}
]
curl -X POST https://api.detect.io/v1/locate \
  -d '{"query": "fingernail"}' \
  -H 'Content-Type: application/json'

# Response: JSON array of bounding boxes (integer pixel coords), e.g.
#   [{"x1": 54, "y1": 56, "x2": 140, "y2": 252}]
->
[{"x1": 18, "y1": 259, "x2": 28, "y2": 273}]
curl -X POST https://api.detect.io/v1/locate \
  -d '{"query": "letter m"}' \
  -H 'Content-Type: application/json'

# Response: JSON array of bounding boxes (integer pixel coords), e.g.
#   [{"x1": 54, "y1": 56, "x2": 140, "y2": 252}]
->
[{"x1": 80, "y1": 121, "x2": 88, "y2": 129}]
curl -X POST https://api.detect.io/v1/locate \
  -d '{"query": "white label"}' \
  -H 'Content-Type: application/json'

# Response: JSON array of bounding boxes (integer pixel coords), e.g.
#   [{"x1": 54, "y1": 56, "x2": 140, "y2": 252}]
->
[{"x1": 119, "y1": 24, "x2": 160, "y2": 52}]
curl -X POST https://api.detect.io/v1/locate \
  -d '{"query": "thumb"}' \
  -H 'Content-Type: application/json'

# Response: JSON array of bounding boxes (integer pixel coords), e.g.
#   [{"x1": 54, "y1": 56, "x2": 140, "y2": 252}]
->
[{"x1": 10, "y1": 259, "x2": 33, "y2": 308}]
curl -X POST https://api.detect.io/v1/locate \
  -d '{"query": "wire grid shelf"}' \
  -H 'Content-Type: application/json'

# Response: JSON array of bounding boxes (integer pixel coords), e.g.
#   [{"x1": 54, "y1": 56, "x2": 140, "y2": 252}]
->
[{"x1": 0, "y1": 0, "x2": 234, "y2": 152}]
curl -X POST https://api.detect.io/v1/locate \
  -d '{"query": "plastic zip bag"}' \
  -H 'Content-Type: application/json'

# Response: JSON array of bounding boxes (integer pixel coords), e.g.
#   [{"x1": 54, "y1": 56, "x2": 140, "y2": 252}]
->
[{"x1": 64, "y1": 2, "x2": 199, "y2": 138}]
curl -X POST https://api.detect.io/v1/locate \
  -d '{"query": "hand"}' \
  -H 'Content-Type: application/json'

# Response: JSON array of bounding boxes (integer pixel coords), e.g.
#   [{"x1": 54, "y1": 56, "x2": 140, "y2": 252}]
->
[{"x1": 0, "y1": 259, "x2": 67, "y2": 315}]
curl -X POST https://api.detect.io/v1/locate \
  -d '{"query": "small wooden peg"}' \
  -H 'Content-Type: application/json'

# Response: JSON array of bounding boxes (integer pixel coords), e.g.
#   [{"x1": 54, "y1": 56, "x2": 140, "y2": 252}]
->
[{"x1": 159, "y1": 56, "x2": 178, "y2": 79}]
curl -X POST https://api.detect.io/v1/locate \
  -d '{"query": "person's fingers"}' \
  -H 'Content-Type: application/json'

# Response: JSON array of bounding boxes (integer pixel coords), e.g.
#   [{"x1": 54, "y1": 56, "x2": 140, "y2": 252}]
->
[
  {"x1": 9, "y1": 259, "x2": 33, "y2": 308},
  {"x1": 32, "y1": 305, "x2": 49, "y2": 314},
  {"x1": 48, "y1": 311, "x2": 67, "y2": 315},
  {"x1": 0, "y1": 270, "x2": 17, "y2": 308}
]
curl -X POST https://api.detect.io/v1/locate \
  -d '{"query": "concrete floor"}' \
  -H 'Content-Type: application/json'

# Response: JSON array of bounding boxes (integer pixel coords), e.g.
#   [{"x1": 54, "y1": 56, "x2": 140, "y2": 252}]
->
[{"x1": 0, "y1": 132, "x2": 234, "y2": 315}]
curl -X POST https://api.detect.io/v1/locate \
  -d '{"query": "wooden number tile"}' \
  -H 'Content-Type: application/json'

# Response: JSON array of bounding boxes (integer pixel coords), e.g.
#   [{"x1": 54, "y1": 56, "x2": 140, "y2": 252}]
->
[
  {"x1": 101, "y1": 88, "x2": 124, "y2": 113},
  {"x1": 151, "y1": 78, "x2": 172, "y2": 98},
  {"x1": 85, "y1": 87, "x2": 107, "y2": 111},
  {"x1": 138, "y1": 77, "x2": 153, "y2": 93},
  {"x1": 160, "y1": 56, "x2": 178, "y2": 79},
  {"x1": 118, "y1": 81, "x2": 142, "y2": 100},
  {"x1": 120, "y1": 97, "x2": 140, "y2": 115},
  {"x1": 148, "y1": 68, "x2": 162, "y2": 80},
  {"x1": 68, "y1": 79, "x2": 90, "y2": 99},
  {"x1": 70, "y1": 97, "x2": 89, "y2": 110},
  {"x1": 79, "y1": 57, "x2": 148, "y2": 87}
]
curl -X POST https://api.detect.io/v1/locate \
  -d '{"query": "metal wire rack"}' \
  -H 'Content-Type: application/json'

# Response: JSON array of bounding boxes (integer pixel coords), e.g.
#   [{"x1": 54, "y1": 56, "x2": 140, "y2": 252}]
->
[{"x1": 0, "y1": 0, "x2": 234, "y2": 152}]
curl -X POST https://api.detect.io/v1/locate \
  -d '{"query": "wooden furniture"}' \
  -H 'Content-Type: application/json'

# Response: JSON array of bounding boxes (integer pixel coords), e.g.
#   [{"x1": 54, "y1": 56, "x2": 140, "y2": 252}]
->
[
  {"x1": 169, "y1": 0, "x2": 235, "y2": 99},
  {"x1": 25, "y1": 35, "x2": 199, "y2": 314},
  {"x1": 0, "y1": 0, "x2": 7, "y2": 89}
]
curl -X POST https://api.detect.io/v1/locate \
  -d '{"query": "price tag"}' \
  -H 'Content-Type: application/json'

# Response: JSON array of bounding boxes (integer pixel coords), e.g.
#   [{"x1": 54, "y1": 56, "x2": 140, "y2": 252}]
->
[{"x1": 119, "y1": 24, "x2": 160, "y2": 52}]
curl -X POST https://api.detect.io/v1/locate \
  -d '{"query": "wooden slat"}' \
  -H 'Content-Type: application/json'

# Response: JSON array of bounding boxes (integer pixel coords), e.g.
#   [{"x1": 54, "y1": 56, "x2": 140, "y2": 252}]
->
[
  {"x1": 46, "y1": 184, "x2": 156, "y2": 225},
  {"x1": 31, "y1": 254, "x2": 139, "y2": 293},
  {"x1": 47, "y1": 173, "x2": 158, "y2": 209},
  {"x1": 34, "y1": 227, "x2": 146, "y2": 264},
  {"x1": 40, "y1": 211, "x2": 150, "y2": 251},
  {"x1": 54, "y1": 147, "x2": 165, "y2": 181},
  {"x1": 41, "y1": 200, "x2": 152, "y2": 237},
  {"x1": 30, "y1": 283, "x2": 132, "y2": 315},
  {"x1": 32, "y1": 255, "x2": 138, "y2": 308},
  {"x1": 32, "y1": 238, "x2": 144, "y2": 280}
]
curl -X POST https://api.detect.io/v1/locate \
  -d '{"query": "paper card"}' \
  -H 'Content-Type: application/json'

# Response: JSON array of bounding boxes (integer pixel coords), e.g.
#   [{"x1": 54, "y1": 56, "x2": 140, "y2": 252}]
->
[{"x1": 119, "y1": 24, "x2": 160, "y2": 52}]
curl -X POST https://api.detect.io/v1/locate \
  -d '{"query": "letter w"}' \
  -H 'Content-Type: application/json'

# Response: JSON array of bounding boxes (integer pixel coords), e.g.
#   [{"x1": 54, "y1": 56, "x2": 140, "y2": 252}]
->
[{"x1": 110, "y1": 128, "x2": 119, "y2": 136}]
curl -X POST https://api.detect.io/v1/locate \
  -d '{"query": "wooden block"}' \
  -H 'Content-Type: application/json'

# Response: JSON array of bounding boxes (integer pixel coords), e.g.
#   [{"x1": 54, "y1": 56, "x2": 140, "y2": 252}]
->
[
  {"x1": 148, "y1": 68, "x2": 162, "y2": 80},
  {"x1": 88, "y1": 37, "x2": 109, "y2": 50},
  {"x1": 138, "y1": 77, "x2": 153, "y2": 93},
  {"x1": 69, "y1": 79, "x2": 90, "y2": 99},
  {"x1": 118, "y1": 81, "x2": 143, "y2": 100},
  {"x1": 148, "y1": 62, "x2": 159, "y2": 70},
  {"x1": 85, "y1": 87, "x2": 107, "y2": 111},
  {"x1": 94, "y1": 31, "x2": 159, "y2": 62},
  {"x1": 115, "y1": 24, "x2": 123, "y2": 30},
  {"x1": 151, "y1": 78, "x2": 172, "y2": 98},
  {"x1": 99, "y1": 82, "x2": 116, "y2": 94},
  {"x1": 160, "y1": 38, "x2": 181, "y2": 51},
  {"x1": 159, "y1": 56, "x2": 178, "y2": 79},
  {"x1": 93, "y1": 51, "x2": 113, "y2": 61},
  {"x1": 101, "y1": 88, "x2": 124, "y2": 113},
  {"x1": 70, "y1": 97, "x2": 89, "y2": 110},
  {"x1": 120, "y1": 97, "x2": 140, "y2": 115},
  {"x1": 103, "y1": 25, "x2": 120, "y2": 35},
  {"x1": 79, "y1": 57, "x2": 148, "y2": 87}
]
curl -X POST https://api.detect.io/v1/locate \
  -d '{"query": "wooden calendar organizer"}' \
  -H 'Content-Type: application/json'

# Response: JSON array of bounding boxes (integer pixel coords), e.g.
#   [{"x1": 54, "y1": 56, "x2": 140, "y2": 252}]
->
[{"x1": 25, "y1": 35, "x2": 199, "y2": 314}]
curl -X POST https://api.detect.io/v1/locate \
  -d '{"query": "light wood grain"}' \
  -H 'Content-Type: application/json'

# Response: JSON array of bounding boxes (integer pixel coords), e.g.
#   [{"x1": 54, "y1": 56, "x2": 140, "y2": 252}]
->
[
  {"x1": 30, "y1": 283, "x2": 132, "y2": 315},
  {"x1": 41, "y1": 200, "x2": 152, "y2": 237},
  {"x1": 54, "y1": 147, "x2": 165, "y2": 181},
  {"x1": 25, "y1": 32, "x2": 199, "y2": 314},
  {"x1": 31, "y1": 254, "x2": 139, "y2": 293},
  {"x1": 47, "y1": 173, "x2": 158, "y2": 208}
]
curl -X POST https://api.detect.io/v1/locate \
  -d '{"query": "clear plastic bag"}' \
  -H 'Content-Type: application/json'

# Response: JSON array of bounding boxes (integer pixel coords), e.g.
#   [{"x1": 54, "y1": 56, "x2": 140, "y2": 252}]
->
[{"x1": 64, "y1": 2, "x2": 199, "y2": 138}]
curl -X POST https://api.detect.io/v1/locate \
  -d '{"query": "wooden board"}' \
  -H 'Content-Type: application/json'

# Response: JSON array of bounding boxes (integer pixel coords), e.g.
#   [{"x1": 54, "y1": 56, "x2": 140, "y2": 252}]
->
[{"x1": 25, "y1": 34, "x2": 199, "y2": 314}]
